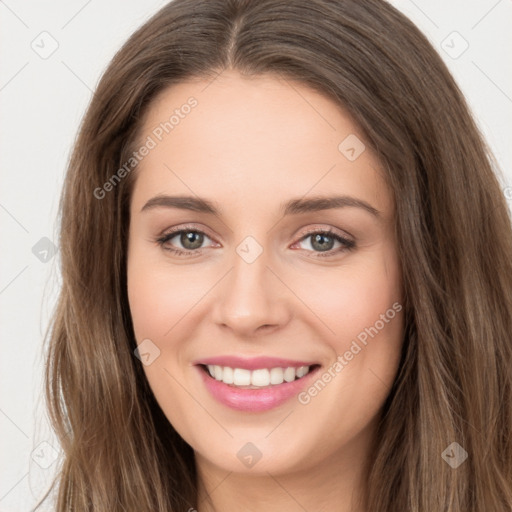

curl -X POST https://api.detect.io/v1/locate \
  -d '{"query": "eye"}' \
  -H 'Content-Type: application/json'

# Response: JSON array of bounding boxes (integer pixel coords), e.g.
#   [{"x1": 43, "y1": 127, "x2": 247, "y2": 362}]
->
[
  {"x1": 156, "y1": 227, "x2": 216, "y2": 257},
  {"x1": 292, "y1": 228, "x2": 355, "y2": 258},
  {"x1": 155, "y1": 226, "x2": 355, "y2": 258}
]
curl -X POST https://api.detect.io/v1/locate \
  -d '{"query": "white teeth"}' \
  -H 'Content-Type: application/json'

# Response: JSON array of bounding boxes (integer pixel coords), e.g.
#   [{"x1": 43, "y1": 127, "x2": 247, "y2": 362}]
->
[
  {"x1": 222, "y1": 366, "x2": 234, "y2": 384},
  {"x1": 233, "y1": 368, "x2": 251, "y2": 386},
  {"x1": 283, "y1": 367, "x2": 296, "y2": 382},
  {"x1": 296, "y1": 366, "x2": 308, "y2": 378},
  {"x1": 205, "y1": 365, "x2": 312, "y2": 387},
  {"x1": 251, "y1": 369, "x2": 270, "y2": 387},
  {"x1": 269, "y1": 367, "x2": 284, "y2": 385}
]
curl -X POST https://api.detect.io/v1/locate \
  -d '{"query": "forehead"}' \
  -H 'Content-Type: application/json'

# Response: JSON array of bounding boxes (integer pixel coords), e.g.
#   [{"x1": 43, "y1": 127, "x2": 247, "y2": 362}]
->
[{"x1": 130, "y1": 70, "x2": 393, "y2": 219}]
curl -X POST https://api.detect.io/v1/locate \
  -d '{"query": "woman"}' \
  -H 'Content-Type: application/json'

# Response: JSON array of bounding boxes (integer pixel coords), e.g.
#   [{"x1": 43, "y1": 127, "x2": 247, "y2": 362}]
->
[{"x1": 37, "y1": 0, "x2": 512, "y2": 510}]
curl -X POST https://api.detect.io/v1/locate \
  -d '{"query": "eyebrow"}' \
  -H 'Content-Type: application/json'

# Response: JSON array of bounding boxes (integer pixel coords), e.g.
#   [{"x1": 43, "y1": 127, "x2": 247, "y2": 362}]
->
[{"x1": 140, "y1": 194, "x2": 381, "y2": 218}]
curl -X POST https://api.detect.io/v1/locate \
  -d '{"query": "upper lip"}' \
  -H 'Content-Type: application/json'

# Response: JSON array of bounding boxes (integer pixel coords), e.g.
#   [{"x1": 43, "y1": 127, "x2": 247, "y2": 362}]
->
[{"x1": 193, "y1": 355, "x2": 319, "y2": 371}]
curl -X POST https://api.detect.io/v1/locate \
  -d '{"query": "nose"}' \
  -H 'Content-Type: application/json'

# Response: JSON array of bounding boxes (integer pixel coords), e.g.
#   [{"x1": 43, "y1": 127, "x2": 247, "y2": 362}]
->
[{"x1": 210, "y1": 248, "x2": 292, "y2": 338}]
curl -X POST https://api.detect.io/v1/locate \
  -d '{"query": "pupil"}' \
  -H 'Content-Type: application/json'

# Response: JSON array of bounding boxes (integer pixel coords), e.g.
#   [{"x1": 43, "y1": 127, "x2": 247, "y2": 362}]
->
[
  {"x1": 181, "y1": 231, "x2": 203, "y2": 250},
  {"x1": 312, "y1": 234, "x2": 333, "y2": 252}
]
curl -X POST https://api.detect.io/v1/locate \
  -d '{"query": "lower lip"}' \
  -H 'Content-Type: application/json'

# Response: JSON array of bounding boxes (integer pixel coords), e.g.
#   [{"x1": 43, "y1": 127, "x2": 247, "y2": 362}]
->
[{"x1": 196, "y1": 365, "x2": 320, "y2": 412}]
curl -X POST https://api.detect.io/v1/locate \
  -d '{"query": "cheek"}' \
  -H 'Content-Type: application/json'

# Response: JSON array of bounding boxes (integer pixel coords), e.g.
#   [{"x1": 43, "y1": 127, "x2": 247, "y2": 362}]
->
[
  {"x1": 296, "y1": 249, "x2": 404, "y2": 407},
  {"x1": 127, "y1": 253, "x2": 206, "y2": 342},
  {"x1": 297, "y1": 256, "x2": 402, "y2": 347},
  {"x1": 127, "y1": 252, "x2": 206, "y2": 445}
]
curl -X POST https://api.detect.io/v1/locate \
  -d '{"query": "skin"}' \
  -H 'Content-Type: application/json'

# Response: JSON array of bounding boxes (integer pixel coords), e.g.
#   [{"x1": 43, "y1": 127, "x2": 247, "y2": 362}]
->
[{"x1": 127, "y1": 69, "x2": 404, "y2": 512}]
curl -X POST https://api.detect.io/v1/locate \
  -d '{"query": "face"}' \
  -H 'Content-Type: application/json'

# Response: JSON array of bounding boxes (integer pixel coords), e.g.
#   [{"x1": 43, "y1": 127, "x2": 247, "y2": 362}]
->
[{"x1": 127, "y1": 70, "x2": 404, "y2": 478}]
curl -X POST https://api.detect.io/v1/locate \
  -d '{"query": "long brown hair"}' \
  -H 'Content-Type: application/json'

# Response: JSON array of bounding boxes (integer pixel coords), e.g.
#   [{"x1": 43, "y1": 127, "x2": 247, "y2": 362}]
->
[{"x1": 35, "y1": 0, "x2": 512, "y2": 510}]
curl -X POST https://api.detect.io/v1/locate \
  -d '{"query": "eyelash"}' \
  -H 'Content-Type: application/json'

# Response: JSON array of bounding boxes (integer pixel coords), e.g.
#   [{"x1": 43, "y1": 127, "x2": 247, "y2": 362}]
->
[{"x1": 155, "y1": 226, "x2": 356, "y2": 259}]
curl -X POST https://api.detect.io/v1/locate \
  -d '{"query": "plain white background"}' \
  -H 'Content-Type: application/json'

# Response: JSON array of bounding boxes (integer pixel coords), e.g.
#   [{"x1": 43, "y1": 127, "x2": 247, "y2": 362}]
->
[{"x1": 0, "y1": 1, "x2": 511, "y2": 510}]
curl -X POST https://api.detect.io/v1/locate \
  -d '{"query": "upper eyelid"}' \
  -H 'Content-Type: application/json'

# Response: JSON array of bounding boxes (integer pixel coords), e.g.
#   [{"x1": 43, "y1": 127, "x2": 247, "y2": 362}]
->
[{"x1": 159, "y1": 224, "x2": 216, "y2": 242}]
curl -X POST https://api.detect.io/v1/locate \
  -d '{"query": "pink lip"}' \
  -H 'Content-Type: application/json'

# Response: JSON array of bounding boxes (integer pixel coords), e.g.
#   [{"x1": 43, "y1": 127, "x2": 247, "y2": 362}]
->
[
  {"x1": 193, "y1": 355, "x2": 317, "y2": 370},
  {"x1": 195, "y1": 363, "x2": 321, "y2": 412}
]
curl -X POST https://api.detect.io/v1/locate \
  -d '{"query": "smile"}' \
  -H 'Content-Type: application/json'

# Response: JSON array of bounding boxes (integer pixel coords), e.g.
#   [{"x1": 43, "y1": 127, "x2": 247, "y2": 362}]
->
[
  {"x1": 194, "y1": 356, "x2": 321, "y2": 412},
  {"x1": 203, "y1": 364, "x2": 313, "y2": 388}
]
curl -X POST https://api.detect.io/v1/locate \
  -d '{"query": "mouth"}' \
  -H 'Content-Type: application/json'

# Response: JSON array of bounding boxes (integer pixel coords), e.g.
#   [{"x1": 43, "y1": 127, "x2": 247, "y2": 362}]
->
[
  {"x1": 194, "y1": 360, "x2": 322, "y2": 412},
  {"x1": 199, "y1": 363, "x2": 320, "y2": 389}
]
